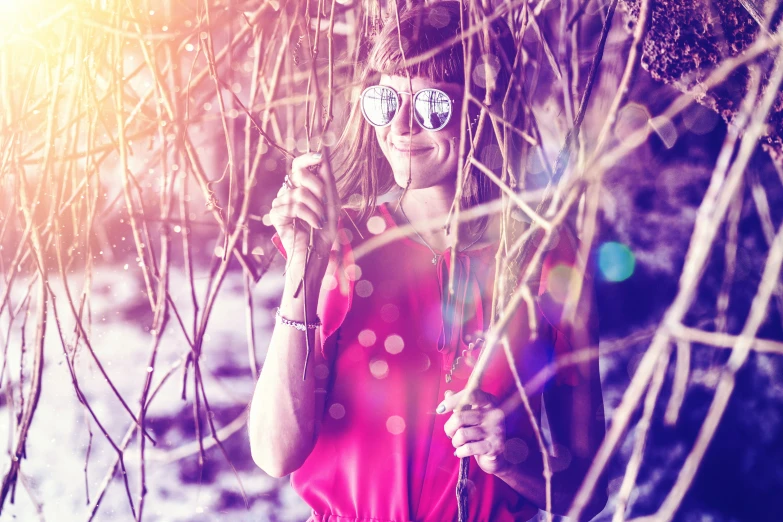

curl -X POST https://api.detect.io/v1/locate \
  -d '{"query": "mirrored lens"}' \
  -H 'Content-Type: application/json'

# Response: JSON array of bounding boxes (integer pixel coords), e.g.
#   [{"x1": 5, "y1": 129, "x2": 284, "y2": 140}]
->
[
  {"x1": 361, "y1": 86, "x2": 398, "y2": 127},
  {"x1": 414, "y1": 89, "x2": 451, "y2": 130}
]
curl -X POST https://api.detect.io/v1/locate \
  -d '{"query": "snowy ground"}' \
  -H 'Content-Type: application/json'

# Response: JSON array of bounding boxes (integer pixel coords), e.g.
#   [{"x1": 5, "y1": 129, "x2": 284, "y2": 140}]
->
[{"x1": 0, "y1": 261, "x2": 311, "y2": 522}]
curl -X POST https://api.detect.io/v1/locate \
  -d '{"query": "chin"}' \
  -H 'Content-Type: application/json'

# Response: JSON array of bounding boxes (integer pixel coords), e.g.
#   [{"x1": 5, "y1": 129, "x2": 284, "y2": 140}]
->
[
  {"x1": 391, "y1": 169, "x2": 417, "y2": 189},
  {"x1": 393, "y1": 173, "x2": 426, "y2": 190},
  {"x1": 390, "y1": 168, "x2": 454, "y2": 190}
]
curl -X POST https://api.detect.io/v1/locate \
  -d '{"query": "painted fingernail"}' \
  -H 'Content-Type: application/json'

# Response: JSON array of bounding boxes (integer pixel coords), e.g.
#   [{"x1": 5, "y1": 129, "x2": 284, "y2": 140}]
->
[
  {"x1": 312, "y1": 153, "x2": 322, "y2": 159},
  {"x1": 436, "y1": 404, "x2": 445, "y2": 414}
]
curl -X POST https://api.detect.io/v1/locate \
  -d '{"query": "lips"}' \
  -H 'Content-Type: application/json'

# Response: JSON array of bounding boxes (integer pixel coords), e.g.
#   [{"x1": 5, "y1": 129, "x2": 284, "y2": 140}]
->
[{"x1": 391, "y1": 143, "x2": 432, "y2": 154}]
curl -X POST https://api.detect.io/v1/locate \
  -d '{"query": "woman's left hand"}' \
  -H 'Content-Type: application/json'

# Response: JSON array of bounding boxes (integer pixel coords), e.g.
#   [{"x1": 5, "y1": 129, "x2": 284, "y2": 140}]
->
[{"x1": 438, "y1": 389, "x2": 507, "y2": 475}]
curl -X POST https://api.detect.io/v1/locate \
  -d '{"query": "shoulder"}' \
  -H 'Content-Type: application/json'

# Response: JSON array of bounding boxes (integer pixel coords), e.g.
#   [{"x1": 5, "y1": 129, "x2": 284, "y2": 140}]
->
[
  {"x1": 538, "y1": 223, "x2": 591, "y2": 290},
  {"x1": 541, "y1": 222, "x2": 580, "y2": 264}
]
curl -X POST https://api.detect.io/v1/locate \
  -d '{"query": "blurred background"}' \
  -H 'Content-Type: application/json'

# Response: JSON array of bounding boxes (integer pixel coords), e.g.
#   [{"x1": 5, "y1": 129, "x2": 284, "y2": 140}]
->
[{"x1": 0, "y1": 0, "x2": 782, "y2": 521}]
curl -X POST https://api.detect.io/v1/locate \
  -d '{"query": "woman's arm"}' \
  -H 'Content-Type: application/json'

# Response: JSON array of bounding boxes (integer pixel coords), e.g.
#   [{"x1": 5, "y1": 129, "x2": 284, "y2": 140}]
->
[
  {"x1": 248, "y1": 254, "x2": 330, "y2": 477},
  {"x1": 490, "y1": 433, "x2": 606, "y2": 519},
  {"x1": 491, "y1": 323, "x2": 607, "y2": 519},
  {"x1": 441, "y1": 230, "x2": 607, "y2": 519},
  {"x1": 440, "y1": 377, "x2": 606, "y2": 520},
  {"x1": 494, "y1": 275, "x2": 606, "y2": 518},
  {"x1": 248, "y1": 152, "x2": 339, "y2": 477}
]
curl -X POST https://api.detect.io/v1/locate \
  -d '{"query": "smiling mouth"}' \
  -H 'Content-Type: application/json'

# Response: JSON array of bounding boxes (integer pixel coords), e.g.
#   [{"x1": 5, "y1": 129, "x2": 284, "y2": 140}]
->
[{"x1": 392, "y1": 144, "x2": 431, "y2": 154}]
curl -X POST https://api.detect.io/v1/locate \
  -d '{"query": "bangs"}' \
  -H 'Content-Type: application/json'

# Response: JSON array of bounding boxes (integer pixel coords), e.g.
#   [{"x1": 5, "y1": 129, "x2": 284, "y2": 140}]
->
[{"x1": 366, "y1": 6, "x2": 465, "y2": 84}]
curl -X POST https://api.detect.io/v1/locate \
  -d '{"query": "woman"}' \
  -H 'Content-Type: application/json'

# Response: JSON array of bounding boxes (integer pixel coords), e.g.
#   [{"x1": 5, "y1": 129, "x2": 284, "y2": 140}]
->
[{"x1": 248, "y1": 2, "x2": 607, "y2": 521}]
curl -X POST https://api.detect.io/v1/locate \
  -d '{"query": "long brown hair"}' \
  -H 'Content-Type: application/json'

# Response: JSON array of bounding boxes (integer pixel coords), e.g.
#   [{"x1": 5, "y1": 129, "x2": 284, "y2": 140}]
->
[{"x1": 334, "y1": 1, "x2": 522, "y2": 231}]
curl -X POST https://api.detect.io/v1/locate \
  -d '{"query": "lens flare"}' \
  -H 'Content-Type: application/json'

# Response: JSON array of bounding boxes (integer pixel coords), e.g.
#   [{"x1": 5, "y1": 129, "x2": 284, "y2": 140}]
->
[
  {"x1": 546, "y1": 264, "x2": 575, "y2": 304},
  {"x1": 386, "y1": 416, "x2": 406, "y2": 435},
  {"x1": 358, "y1": 329, "x2": 376, "y2": 347},
  {"x1": 384, "y1": 334, "x2": 405, "y2": 354},
  {"x1": 598, "y1": 242, "x2": 635, "y2": 282}
]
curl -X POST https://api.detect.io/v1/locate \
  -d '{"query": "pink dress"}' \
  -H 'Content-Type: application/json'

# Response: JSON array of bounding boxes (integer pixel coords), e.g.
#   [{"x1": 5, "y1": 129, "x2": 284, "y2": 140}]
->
[{"x1": 272, "y1": 203, "x2": 582, "y2": 522}]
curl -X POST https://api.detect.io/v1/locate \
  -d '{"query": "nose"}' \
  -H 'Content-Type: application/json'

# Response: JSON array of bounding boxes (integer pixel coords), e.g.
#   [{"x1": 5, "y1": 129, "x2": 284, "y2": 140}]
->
[{"x1": 389, "y1": 94, "x2": 420, "y2": 135}]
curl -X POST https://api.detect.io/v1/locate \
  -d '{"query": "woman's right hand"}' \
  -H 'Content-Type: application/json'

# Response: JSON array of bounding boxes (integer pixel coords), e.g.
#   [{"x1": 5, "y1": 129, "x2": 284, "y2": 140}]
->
[{"x1": 269, "y1": 152, "x2": 339, "y2": 270}]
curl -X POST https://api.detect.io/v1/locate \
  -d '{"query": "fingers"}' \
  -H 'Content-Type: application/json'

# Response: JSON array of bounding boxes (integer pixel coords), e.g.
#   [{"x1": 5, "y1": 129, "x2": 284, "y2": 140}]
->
[
  {"x1": 289, "y1": 151, "x2": 341, "y2": 234},
  {"x1": 444, "y1": 406, "x2": 504, "y2": 438},
  {"x1": 276, "y1": 186, "x2": 326, "y2": 219},
  {"x1": 438, "y1": 386, "x2": 505, "y2": 468},
  {"x1": 449, "y1": 421, "x2": 505, "y2": 462},
  {"x1": 450, "y1": 426, "x2": 485, "y2": 447},
  {"x1": 290, "y1": 152, "x2": 324, "y2": 173},
  {"x1": 290, "y1": 153, "x2": 327, "y2": 201},
  {"x1": 270, "y1": 187, "x2": 326, "y2": 231},
  {"x1": 453, "y1": 440, "x2": 494, "y2": 459},
  {"x1": 443, "y1": 409, "x2": 484, "y2": 438},
  {"x1": 436, "y1": 388, "x2": 493, "y2": 414}
]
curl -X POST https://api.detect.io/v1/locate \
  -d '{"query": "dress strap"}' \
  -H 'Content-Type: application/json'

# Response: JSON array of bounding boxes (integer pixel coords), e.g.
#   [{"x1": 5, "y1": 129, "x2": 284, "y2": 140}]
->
[{"x1": 436, "y1": 251, "x2": 484, "y2": 374}]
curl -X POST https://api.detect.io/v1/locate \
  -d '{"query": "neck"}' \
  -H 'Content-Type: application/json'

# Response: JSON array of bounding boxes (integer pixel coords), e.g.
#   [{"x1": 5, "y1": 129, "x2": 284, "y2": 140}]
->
[
  {"x1": 395, "y1": 184, "x2": 484, "y2": 252},
  {"x1": 400, "y1": 185, "x2": 456, "y2": 225}
]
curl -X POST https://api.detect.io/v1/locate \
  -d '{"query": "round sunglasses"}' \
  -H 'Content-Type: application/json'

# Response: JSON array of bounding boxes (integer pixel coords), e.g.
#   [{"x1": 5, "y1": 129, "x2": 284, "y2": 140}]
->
[{"x1": 360, "y1": 85, "x2": 455, "y2": 131}]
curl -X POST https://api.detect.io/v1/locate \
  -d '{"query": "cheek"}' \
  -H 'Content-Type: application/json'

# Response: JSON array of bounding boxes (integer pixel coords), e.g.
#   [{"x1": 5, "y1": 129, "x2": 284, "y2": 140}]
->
[
  {"x1": 439, "y1": 122, "x2": 461, "y2": 151},
  {"x1": 442, "y1": 135, "x2": 460, "y2": 159},
  {"x1": 375, "y1": 129, "x2": 390, "y2": 153}
]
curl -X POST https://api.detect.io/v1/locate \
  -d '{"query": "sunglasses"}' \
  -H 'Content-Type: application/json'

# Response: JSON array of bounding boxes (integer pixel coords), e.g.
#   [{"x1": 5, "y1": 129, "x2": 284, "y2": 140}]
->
[{"x1": 360, "y1": 85, "x2": 455, "y2": 131}]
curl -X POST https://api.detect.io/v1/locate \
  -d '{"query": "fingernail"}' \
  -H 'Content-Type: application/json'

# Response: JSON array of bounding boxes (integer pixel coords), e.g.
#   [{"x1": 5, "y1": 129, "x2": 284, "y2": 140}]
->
[
  {"x1": 313, "y1": 153, "x2": 322, "y2": 159},
  {"x1": 317, "y1": 218, "x2": 324, "y2": 229},
  {"x1": 436, "y1": 404, "x2": 445, "y2": 414}
]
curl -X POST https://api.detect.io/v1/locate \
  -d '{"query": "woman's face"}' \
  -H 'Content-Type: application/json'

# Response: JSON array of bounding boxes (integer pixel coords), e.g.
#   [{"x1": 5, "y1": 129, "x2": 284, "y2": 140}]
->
[{"x1": 373, "y1": 74, "x2": 464, "y2": 191}]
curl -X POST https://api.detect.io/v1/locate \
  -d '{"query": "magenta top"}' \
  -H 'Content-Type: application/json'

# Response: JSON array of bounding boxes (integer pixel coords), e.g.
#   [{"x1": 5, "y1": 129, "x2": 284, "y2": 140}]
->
[{"x1": 272, "y1": 203, "x2": 582, "y2": 522}]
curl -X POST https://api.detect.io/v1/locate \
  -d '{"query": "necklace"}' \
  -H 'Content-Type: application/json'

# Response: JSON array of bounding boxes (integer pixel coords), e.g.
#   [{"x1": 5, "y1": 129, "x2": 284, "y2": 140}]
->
[{"x1": 399, "y1": 201, "x2": 484, "y2": 265}]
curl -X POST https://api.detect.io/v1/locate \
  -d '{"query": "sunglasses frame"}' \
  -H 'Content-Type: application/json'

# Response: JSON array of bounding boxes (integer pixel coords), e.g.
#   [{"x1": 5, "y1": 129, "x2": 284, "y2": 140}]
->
[{"x1": 359, "y1": 85, "x2": 456, "y2": 132}]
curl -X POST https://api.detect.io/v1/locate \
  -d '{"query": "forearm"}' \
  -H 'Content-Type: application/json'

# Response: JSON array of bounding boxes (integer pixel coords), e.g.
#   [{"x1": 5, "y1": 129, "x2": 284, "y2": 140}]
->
[
  {"x1": 248, "y1": 255, "x2": 328, "y2": 477},
  {"x1": 494, "y1": 453, "x2": 605, "y2": 520},
  {"x1": 494, "y1": 452, "x2": 568, "y2": 514}
]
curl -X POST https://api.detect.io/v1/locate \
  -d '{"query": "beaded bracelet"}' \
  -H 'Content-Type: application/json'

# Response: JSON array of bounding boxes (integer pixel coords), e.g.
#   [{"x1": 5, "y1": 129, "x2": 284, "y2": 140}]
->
[{"x1": 275, "y1": 307, "x2": 321, "y2": 331}]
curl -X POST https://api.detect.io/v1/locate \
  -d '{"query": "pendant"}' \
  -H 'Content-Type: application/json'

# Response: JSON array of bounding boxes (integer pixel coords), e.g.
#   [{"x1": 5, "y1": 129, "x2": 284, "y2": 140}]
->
[{"x1": 444, "y1": 356, "x2": 462, "y2": 383}]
